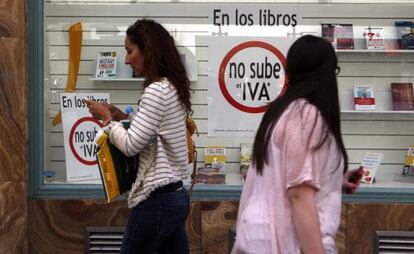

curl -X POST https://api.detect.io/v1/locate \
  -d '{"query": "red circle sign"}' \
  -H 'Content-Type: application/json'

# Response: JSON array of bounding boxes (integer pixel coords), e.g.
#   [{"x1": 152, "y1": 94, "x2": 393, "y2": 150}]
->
[
  {"x1": 218, "y1": 41, "x2": 288, "y2": 113},
  {"x1": 69, "y1": 117, "x2": 103, "y2": 166}
]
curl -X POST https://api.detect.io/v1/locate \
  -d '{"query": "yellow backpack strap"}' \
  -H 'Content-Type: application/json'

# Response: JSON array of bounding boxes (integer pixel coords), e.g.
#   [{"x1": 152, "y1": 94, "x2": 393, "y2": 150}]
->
[
  {"x1": 186, "y1": 116, "x2": 199, "y2": 197},
  {"x1": 187, "y1": 149, "x2": 197, "y2": 197}
]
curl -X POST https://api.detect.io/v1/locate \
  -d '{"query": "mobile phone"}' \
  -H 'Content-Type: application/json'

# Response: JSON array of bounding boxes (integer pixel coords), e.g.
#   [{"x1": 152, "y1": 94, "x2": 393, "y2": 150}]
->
[{"x1": 349, "y1": 167, "x2": 364, "y2": 184}]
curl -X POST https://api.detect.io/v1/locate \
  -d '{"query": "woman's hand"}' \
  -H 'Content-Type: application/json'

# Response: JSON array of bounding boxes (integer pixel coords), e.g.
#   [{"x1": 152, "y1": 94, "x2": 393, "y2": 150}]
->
[
  {"x1": 83, "y1": 98, "x2": 112, "y2": 125},
  {"x1": 343, "y1": 166, "x2": 364, "y2": 194}
]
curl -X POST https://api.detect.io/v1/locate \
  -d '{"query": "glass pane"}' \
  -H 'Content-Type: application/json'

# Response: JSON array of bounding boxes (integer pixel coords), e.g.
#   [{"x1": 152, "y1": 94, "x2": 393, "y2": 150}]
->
[{"x1": 42, "y1": 0, "x2": 414, "y2": 191}]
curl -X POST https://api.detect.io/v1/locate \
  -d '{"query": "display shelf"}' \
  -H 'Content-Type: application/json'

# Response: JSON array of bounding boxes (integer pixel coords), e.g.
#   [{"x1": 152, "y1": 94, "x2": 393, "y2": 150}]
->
[
  {"x1": 336, "y1": 49, "x2": 414, "y2": 53},
  {"x1": 90, "y1": 78, "x2": 144, "y2": 82},
  {"x1": 90, "y1": 77, "x2": 198, "y2": 82},
  {"x1": 341, "y1": 110, "x2": 414, "y2": 114}
]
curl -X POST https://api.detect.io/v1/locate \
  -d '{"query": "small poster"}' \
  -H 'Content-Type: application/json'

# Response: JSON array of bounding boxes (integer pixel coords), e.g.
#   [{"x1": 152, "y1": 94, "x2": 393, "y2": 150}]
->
[
  {"x1": 354, "y1": 85, "x2": 375, "y2": 110},
  {"x1": 95, "y1": 51, "x2": 117, "y2": 78},
  {"x1": 360, "y1": 152, "x2": 384, "y2": 184},
  {"x1": 207, "y1": 36, "x2": 294, "y2": 137},
  {"x1": 60, "y1": 93, "x2": 110, "y2": 182},
  {"x1": 204, "y1": 146, "x2": 226, "y2": 173},
  {"x1": 321, "y1": 23, "x2": 354, "y2": 49},
  {"x1": 363, "y1": 27, "x2": 384, "y2": 50}
]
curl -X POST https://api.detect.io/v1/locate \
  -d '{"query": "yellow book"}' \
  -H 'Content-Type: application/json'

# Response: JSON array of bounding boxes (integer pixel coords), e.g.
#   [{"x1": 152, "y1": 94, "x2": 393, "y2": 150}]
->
[
  {"x1": 204, "y1": 146, "x2": 226, "y2": 173},
  {"x1": 95, "y1": 125, "x2": 138, "y2": 202}
]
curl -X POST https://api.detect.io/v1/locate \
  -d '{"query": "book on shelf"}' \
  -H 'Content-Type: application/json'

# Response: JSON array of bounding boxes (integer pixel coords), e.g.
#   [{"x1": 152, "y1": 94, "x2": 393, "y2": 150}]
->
[
  {"x1": 391, "y1": 82, "x2": 414, "y2": 111},
  {"x1": 95, "y1": 121, "x2": 138, "y2": 202},
  {"x1": 363, "y1": 27, "x2": 385, "y2": 50},
  {"x1": 353, "y1": 85, "x2": 375, "y2": 110},
  {"x1": 395, "y1": 21, "x2": 414, "y2": 50},
  {"x1": 240, "y1": 143, "x2": 252, "y2": 180},
  {"x1": 194, "y1": 167, "x2": 225, "y2": 184},
  {"x1": 360, "y1": 152, "x2": 384, "y2": 184},
  {"x1": 204, "y1": 146, "x2": 226, "y2": 173},
  {"x1": 321, "y1": 23, "x2": 354, "y2": 49},
  {"x1": 95, "y1": 51, "x2": 118, "y2": 79},
  {"x1": 402, "y1": 144, "x2": 414, "y2": 176}
]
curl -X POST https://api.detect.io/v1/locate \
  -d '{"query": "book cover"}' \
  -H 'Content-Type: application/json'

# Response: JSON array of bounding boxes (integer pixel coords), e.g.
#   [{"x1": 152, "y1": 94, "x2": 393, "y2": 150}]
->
[
  {"x1": 95, "y1": 122, "x2": 138, "y2": 202},
  {"x1": 363, "y1": 27, "x2": 385, "y2": 50},
  {"x1": 204, "y1": 146, "x2": 226, "y2": 173},
  {"x1": 402, "y1": 144, "x2": 414, "y2": 176},
  {"x1": 395, "y1": 21, "x2": 414, "y2": 49},
  {"x1": 95, "y1": 51, "x2": 118, "y2": 78},
  {"x1": 360, "y1": 152, "x2": 384, "y2": 184},
  {"x1": 353, "y1": 85, "x2": 375, "y2": 110},
  {"x1": 321, "y1": 23, "x2": 354, "y2": 49},
  {"x1": 240, "y1": 143, "x2": 252, "y2": 179},
  {"x1": 391, "y1": 83, "x2": 414, "y2": 110}
]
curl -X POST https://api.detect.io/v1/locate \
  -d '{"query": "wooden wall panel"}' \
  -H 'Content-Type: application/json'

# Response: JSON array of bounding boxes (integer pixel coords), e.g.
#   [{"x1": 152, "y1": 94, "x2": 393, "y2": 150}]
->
[
  {"x1": 0, "y1": 181, "x2": 27, "y2": 254},
  {"x1": 27, "y1": 199, "x2": 414, "y2": 253},
  {"x1": 346, "y1": 203, "x2": 414, "y2": 254},
  {"x1": 0, "y1": 37, "x2": 26, "y2": 182},
  {"x1": 0, "y1": 0, "x2": 27, "y2": 254},
  {"x1": 28, "y1": 199, "x2": 130, "y2": 253},
  {"x1": 28, "y1": 199, "x2": 202, "y2": 254},
  {"x1": 200, "y1": 201, "x2": 239, "y2": 254}
]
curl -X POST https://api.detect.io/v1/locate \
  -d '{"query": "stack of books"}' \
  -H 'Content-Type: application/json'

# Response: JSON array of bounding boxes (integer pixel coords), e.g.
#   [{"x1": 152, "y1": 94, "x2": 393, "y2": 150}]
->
[{"x1": 194, "y1": 146, "x2": 226, "y2": 184}]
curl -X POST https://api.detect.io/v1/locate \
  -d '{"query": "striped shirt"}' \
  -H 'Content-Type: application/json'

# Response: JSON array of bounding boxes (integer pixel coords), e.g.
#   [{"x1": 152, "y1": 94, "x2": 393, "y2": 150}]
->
[{"x1": 107, "y1": 78, "x2": 188, "y2": 208}]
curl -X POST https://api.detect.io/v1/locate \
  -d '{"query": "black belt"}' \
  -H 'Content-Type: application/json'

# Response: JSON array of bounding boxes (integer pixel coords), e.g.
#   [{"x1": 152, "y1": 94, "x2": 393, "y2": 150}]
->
[{"x1": 151, "y1": 181, "x2": 183, "y2": 196}]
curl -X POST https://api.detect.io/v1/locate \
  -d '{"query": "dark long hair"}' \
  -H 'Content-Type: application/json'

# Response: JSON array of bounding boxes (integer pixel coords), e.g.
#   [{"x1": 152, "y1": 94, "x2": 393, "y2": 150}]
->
[
  {"x1": 126, "y1": 19, "x2": 192, "y2": 115},
  {"x1": 252, "y1": 35, "x2": 348, "y2": 175}
]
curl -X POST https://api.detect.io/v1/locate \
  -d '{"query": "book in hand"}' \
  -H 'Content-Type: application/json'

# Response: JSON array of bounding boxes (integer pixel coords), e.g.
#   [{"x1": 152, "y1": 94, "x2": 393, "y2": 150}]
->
[
  {"x1": 354, "y1": 85, "x2": 375, "y2": 110},
  {"x1": 204, "y1": 146, "x2": 226, "y2": 173},
  {"x1": 240, "y1": 143, "x2": 252, "y2": 180},
  {"x1": 402, "y1": 144, "x2": 414, "y2": 176},
  {"x1": 363, "y1": 27, "x2": 385, "y2": 50},
  {"x1": 95, "y1": 51, "x2": 118, "y2": 78},
  {"x1": 321, "y1": 23, "x2": 354, "y2": 49},
  {"x1": 391, "y1": 82, "x2": 414, "y2": 111},
  {"x1": 360, "y1": 152, "x2": 384, "y2": 184},
  {"x1": 95, "y1": 122, "x2": 138, "y2": 202}
]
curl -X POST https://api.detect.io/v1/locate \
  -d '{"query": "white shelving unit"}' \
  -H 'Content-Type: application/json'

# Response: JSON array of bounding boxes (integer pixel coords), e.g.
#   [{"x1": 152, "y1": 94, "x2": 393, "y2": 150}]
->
[
  {"x1": 341, "y1": 110, "x2": 414, "y2": 114},
  {"x1": 89, "y1": 78, "x2": 144, "y2": 82},
  {"x1": 90, "y1": 77, "x2": 198, "y2": 82},
  {"x1": 336, "y1": 49, "x2": 414, "y2": 53}
]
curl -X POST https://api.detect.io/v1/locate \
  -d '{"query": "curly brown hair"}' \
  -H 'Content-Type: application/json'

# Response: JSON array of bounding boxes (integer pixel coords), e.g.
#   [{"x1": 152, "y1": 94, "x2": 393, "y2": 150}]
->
[{"x1": 126, "y1": 19, "x2": 192, "y2": 115}]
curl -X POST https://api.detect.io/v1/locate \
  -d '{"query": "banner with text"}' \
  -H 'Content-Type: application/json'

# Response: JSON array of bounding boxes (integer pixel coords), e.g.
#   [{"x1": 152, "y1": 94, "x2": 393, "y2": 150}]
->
[
  {"x1": 60, "y1": 93, "x2": 110, "y2": 182},
  {"x1": 208, "y1": 36, "x2": 297, "y2": 137},
  {"x1": 209, "y1": 5, "x2": 302, "y2": 36}
]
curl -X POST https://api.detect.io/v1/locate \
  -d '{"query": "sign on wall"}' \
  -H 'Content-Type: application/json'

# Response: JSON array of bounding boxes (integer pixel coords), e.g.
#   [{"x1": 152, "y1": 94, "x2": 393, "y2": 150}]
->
[
  {"x1": 60, "y1": 93, "x2": 110, "y2": 182},
  {"x1": 209, "y1": 4, "x2": 302, "y2": 36},
  {"x1": 208, "y1": 36, "x2": 296, "y2": 137}
]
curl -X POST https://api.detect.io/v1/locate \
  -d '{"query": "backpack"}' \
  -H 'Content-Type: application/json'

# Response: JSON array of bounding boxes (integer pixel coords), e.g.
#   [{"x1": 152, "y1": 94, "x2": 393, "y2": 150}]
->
[{"x1": 186, "y1": 116, "x2": 199, "y2": 196}]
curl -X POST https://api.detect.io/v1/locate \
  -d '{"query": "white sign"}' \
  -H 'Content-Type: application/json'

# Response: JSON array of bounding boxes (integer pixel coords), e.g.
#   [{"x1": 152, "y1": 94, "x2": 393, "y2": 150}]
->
[
  {"x1": 208, "y1": 36, "x2": 297, "y2": 137},
  {"x1": 209, "y1": 5, "x2": 302, "y2": 36},
  {"x1": 60, "y1": 93, "x2": 110, "y2": 182}
]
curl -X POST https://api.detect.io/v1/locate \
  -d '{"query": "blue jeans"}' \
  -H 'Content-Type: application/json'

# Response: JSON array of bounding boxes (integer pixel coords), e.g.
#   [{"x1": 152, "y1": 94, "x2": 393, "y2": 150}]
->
[{"x1": 121, "y1": 188, "x2": 190, "y2": 254}]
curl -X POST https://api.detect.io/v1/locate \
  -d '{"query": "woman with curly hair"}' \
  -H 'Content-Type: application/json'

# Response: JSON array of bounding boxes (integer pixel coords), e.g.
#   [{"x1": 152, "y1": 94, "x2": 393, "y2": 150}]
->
[{"x1": 85, "y1": 19, "x2": 191, "y2": 254}]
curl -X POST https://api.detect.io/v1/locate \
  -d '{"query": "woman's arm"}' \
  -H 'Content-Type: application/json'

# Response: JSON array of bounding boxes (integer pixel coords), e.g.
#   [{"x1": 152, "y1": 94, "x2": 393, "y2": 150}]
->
[
  {"x1": 83, "y1": 99, "x2": 127, "y2": 124},
  {"x1": 108, "y1": 104, "x2": 128, "y2": 121},
  {"x1": 287, "y1": 184, "x2": 324, "y2": 254}
]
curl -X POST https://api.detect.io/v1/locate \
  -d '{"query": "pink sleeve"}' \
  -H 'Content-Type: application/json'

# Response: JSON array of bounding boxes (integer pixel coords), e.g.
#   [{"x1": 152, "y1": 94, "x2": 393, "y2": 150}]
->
[{"x1": 275, "y1": 101, "x2": 328, "y2": 191}]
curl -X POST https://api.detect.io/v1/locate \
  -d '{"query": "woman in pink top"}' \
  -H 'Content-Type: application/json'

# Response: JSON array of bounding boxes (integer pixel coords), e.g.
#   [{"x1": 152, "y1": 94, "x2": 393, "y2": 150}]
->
[{"x1": 232, "y1": 35, "x2": 349, "y2": 254}]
